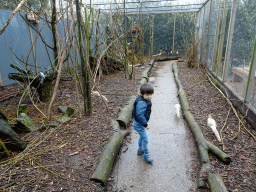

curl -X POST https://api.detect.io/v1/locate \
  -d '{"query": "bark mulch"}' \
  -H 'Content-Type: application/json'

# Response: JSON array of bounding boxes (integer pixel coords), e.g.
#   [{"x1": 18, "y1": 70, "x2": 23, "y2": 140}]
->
[
  {"x1": 1, "y1": 60, "x2": 255, "y2": 192},
  {"x1": 177, "y1": 61, "x2": 256, "y2": 192},
  {"x1": 0, "y1": 65, "x2": 144, "y2": 192}
]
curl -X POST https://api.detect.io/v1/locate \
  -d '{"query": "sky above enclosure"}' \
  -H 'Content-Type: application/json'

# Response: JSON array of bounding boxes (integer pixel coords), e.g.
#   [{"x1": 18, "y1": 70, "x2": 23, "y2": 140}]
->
[{"x1": 82, "y1": 0, "x2": 208, "y2": 14}]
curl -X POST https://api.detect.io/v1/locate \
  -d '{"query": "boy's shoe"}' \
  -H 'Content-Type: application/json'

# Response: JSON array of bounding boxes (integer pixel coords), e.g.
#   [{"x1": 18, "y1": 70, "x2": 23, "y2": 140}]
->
[
  {"x1": 143, "y1": 152, "x2": 153, "y2": 163},
  {"x1": 137, "y1": 147, "x2": 144, "y2": 155}
]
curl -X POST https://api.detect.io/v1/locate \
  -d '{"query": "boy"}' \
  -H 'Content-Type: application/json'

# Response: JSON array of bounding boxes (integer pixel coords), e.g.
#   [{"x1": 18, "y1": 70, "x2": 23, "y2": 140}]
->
[{"x1": 132, "y1": 83, "x2": 154, "y2": 163}]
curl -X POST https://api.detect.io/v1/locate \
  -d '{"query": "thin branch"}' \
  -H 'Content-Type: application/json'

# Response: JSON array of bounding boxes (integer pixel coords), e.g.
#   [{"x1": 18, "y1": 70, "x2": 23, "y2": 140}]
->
[
  {"x1": 47, "y1": 19, "x2": 75, "y2": 119},
  {"x1": 220, "y1": 107, "x2": 231, "y2": 151},
  {"x1": 0, "y1": 0, "x2": 28, "y2": 36}
]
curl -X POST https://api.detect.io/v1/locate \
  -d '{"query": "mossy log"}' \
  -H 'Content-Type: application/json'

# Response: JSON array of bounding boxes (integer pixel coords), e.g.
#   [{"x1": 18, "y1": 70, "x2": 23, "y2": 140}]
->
[
  {"x1": 140, "y1": 59, "x2": 155, "y2": 84},
  {"x1": 207, "y1": 173, "x2": 228, "y2": 192},
  {"x1": 0, "y1": 119, "x2": 27, "y2": 150},
  {"x1": 91, "y1": 120, "x2": 129, "y2": 186},
  {"x1": 116, "y1": 95, "x2": 137, "y2": 128},
  {"x1": 172, "y1": 61, "x2": 231, "y2": 188},
  {"x1": 155, "y1": 56, "x2": 180, "y2": 61}
]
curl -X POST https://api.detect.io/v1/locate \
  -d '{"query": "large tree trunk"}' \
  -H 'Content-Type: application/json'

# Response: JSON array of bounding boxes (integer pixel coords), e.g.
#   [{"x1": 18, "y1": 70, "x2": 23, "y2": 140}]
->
[
  {"x1": 90, "y1": 120, "x2": 129, "y2": 186},
  {"x1": 172, "y1": 61, "x2": 231, "y2": 188}
]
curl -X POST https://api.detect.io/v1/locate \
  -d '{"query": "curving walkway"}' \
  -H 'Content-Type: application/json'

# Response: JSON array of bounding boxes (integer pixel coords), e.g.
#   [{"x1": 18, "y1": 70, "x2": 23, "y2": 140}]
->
[{"x1": 113, "y1": 60, "x2": 199, "y2": 192}]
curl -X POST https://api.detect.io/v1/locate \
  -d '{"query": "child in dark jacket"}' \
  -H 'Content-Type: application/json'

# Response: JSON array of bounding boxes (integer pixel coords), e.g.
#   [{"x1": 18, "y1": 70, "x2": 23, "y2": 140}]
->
[{"x1": 132, "y1": 83, "x2": 154, "y2": 163}]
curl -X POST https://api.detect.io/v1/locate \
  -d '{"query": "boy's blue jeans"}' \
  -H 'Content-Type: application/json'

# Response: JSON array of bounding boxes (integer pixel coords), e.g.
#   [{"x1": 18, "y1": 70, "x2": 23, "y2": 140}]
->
[{"x1": 133, "y1": 120, "x2": 149, "y2": 154}]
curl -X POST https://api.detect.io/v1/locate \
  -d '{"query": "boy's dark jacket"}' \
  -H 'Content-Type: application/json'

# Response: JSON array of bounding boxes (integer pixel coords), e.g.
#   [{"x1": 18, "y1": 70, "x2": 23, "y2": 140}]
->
[{"x1": 132, "y1": 95, "x2": 152, "y2": 127}]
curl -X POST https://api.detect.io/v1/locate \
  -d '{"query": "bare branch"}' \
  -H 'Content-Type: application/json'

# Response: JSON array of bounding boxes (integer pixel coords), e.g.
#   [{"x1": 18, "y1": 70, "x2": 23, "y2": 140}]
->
[{"x1": 0, "y1": 0, "x2": 28, "y2": 36}]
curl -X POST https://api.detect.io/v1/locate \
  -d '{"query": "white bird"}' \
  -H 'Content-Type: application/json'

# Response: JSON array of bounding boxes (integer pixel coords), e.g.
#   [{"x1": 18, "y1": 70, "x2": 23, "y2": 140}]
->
[
  {"x1": 207, "y1": 114, "x2": 221, "y2": 142},
  {"x1": 40, "y1": 72, "x2": 45, "y2": 79},
  {"x1": 175, "y1": 102, "x2": 181, "y2": 118},
  {"x1": 92, "y1": 91, "x2": 108, "y2": 103}
]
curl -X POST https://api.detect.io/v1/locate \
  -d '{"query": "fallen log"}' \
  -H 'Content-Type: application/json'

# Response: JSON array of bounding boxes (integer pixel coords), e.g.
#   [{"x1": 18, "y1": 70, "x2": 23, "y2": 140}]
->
[
  {"x1": 90, "y1": 120, "x2": 129, "y2": 186},
  {"x1": 172, "y1": 61, "x2": 231, "y2": 188},
  {"x1": 207, "y1": 173, "x2": 228, "y2": 192},
  {"x1": 155, "y1": 56, "x2": 180, "y2": 61},
  {"x1": 116, "y1": 95, "x2": 137, "y2": 128},
  {"x1": 0, "y1": 119, "x2": 27, "y2": 150}
]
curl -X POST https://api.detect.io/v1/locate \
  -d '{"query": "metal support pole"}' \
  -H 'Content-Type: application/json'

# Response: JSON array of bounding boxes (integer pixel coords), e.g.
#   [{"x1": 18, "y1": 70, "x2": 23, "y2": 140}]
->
[
  {"x1": 244, "y1": 34, "x2": 256, "y2": 102},
  {"x1": 222, "y1": 0, "x2": 238, "y2": 81}
]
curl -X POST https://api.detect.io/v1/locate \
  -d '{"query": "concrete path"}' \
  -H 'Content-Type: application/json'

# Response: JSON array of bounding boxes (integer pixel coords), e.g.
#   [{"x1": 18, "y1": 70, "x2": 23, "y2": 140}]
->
[{"x1": 113, "y1": 61, "x2": 198, "y2": 192}]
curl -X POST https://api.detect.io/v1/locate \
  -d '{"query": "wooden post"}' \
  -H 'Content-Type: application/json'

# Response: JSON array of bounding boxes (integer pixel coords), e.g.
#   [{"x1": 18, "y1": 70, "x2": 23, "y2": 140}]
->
[{"x1": 0, "y1": 72, "x2": 3, "y2": 86}]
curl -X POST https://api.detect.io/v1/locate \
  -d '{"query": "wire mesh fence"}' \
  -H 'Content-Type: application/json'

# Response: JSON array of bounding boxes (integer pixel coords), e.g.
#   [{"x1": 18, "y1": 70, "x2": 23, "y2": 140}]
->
[{"x1": 197, "y1": 0, "x2": 256, "y2": 108}]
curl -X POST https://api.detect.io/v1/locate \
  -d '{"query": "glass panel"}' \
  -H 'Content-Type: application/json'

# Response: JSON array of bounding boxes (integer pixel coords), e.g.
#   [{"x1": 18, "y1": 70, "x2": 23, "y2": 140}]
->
[
  {"x1": 206, "y1": 0, "x2": 220, "y2": 70},
  {"x1": 225, "y1": 0, "x2": 256, "y2": 99},
  {"x1": 201, "y1": 0, "x2": 211, "y2": 64},
  {"x1": 216, "y1": 0, "x2": 232, "y2": 79}
]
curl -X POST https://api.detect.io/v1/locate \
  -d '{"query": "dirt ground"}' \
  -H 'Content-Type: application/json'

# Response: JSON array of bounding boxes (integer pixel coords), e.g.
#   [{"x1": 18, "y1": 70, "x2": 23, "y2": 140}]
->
[
  {"x1": 0, "y1": 60, "x2": 255, "y2": 192},
  {"x1": 177, "y1": 62, "x2": 256, "y2": 192},
  {"x1": 0, "y1": 65, "x2": 144, "y2": 191}
]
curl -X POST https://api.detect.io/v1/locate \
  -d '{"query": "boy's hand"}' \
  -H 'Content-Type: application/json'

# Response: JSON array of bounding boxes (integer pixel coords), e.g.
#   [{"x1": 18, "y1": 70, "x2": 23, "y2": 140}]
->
[{"x1": 146, "y1": 127, "x2": 150, "y2": 130}]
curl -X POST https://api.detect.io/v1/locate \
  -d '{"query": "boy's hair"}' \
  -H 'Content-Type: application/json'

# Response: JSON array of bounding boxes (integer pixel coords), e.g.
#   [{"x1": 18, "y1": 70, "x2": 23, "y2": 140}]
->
[{"x1": 140, "y1": 83, "x2": 154, "y2": 95}]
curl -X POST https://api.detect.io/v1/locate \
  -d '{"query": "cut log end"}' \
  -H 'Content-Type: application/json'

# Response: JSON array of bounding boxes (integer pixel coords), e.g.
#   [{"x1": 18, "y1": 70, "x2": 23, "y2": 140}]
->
[
  {"x1": 116, "y1": 119, "x2": 127, "y2": 128},
  {"x1": 90, "y1": 178, "x2": 105, "y2": 187}
]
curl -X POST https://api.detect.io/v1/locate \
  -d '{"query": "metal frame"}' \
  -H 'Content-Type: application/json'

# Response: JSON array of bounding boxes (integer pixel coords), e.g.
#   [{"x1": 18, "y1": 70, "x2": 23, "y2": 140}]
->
[
  {"x1": 222, "y1": 0, "x2": 238, "y2": 81},
  {"x1": 89, "y1": 0, "x2": 207, "y2": 15}
]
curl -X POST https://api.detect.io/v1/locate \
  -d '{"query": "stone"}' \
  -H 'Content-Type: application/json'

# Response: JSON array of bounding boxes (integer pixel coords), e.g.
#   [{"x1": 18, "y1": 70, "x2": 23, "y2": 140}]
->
[
  {"x1": 58, "y1": 106, "x2": 76, "y2": 117},
  {"x1": 39, "y1": 123, "x2": 59, "y2": 132},
  {"x1": 57, "y1": 117, "x2": 71, "y2": 123},
  {"x1": 15, "y1": 113, "x2": 37, "y2": 132}
]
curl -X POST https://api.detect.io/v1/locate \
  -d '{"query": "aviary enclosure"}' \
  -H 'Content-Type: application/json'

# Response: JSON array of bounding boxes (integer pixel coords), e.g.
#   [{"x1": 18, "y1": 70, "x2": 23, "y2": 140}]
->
[{"x1": 0, "y1": 0, "x2": 255, "y2": 191}]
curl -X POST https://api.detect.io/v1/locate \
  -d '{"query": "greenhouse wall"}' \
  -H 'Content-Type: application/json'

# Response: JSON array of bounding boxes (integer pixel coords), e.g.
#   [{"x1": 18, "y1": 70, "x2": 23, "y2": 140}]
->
[
  {"x1": 0, "y1": 9, "x2": 101, "y2": 86},
  {"x1": 196, "y1": 0, "x2": 256, "y2": 112}
]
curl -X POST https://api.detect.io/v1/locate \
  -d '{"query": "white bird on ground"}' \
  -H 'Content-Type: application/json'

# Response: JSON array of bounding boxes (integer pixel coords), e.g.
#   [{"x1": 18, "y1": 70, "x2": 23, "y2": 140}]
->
[
  {"x1": 207, "y1": 114, "x2": 221, "y2": 142},
  {"x1": 175, "y1": 102, "x2": 181, "y2": 118},
  {"x1": 92, "y1": 91, "x2": 108, "y2": 103}
]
